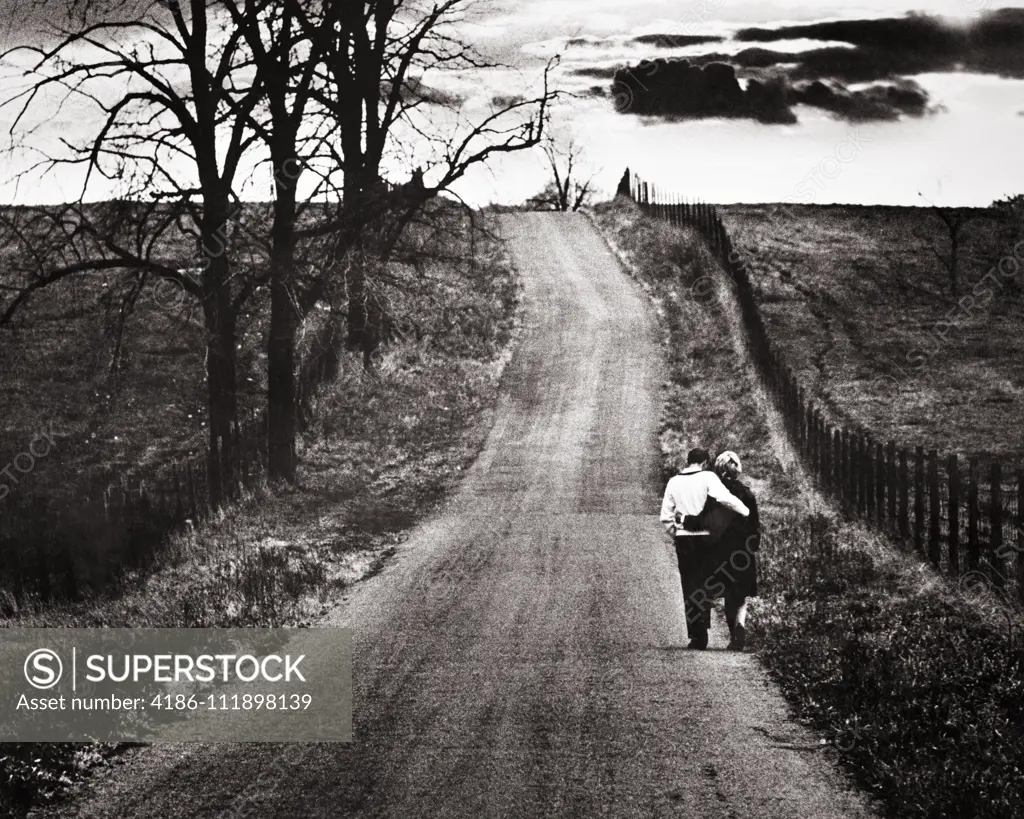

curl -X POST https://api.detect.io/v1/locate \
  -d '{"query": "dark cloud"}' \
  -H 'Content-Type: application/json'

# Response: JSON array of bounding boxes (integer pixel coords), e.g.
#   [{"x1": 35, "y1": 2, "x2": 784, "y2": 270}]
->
[
  {"x1": 491, "y1": 93, "x2": 525, "y2": 107},
  {"x1": 734, "y1": 9, "x2": 1024, "y2": 80},
  {"x1": 719, "y1": 44, "x2": 950, "y2": 84},
  {"x1": 606, "y1": 8, "x2": 1024, "y2": 125},
  {"x1": 611, "y1": 58, "x2": 936, "y2": 124},
  {"x1": 642, "y1": 44, "x2": 959, "y2": 84},
  {"x1": 632, "y1": 33, "x2": 724, "y2": 48},
  {"x1": 388, "y1": 78, "x2": 466, "y2": 107},
  {"x1": 571, "y1": 66, "x2": 618, "y2": 80},
  {"x1": 735, "y1": 13, "x2": 965, "y2": 52},
  {"x1": 791, "y1": 78, "x2": 931, "y2": 122},
  {"x1": 612, "y1": 60, "x2": 756, "y2": 121}
]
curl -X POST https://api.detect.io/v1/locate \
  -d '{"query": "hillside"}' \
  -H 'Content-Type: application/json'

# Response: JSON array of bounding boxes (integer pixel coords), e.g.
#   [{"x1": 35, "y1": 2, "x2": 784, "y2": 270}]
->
[{"x1": 718, "y1": 203, "x2": 1024, "y2": 460}]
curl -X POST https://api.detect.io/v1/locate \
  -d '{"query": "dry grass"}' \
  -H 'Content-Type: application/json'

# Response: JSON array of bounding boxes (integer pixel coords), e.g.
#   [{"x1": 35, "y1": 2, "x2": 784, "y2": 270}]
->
[
  {"x1": 718, "y1": 204, "x2": 1024, "y2": 461},
  {"x1": 589, "y1": 201, "x2": 778, "y2": 486},
  {"x1": 594, "y1": 197, "x2": 1024, "y2": 819}
]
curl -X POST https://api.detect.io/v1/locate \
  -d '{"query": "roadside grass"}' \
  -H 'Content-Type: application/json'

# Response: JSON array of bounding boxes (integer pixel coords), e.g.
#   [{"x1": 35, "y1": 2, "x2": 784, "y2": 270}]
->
[
  {"x1": 717, "y1": 204, "x2": 1024, "y2": 462},
  {"x1": 593, "y1": 197, "x2": 1024, "y2": 819},
  {"x1": 0, "y1": 212, "x2": 521, "y2": 816}
]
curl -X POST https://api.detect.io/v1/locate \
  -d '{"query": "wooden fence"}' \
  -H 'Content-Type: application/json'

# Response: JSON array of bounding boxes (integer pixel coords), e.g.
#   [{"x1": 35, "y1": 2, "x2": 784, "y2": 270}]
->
[
  {"x1": 621, "y1": 169, "x2": 1024, "y2": 602},
  {"x1": 0, "y1": 411, "x2": 268, "y2": 608}
]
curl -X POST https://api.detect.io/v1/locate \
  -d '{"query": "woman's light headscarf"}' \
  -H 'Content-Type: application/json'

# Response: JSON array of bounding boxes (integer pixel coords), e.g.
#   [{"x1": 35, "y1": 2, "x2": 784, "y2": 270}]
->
[{"x1": 714, "y1": 451, "x2": 742, "y2": 475}]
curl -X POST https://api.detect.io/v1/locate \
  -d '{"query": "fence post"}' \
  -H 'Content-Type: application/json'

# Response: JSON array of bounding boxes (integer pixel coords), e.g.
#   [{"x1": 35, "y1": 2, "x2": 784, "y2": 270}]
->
[
  {"x1": 850, "y1": 430, "x2": 860, "y2": 509},
  {"x1": 797, "y1": 387, "x2": 806, "y2": 456},
  {"x1": 811, "y1": 412, "x2": 820, "y2": 481},
  {"x1": 914, "y1": 446, "x2": 925, "y2": 554},
  {"x1": 787, "y1": 374, "x2": 798, "y2": 439},
  {"x1": 172, "y1": 462, "x2": 184, "y2": 520},
  {"x1": 968, "y1": 457, "x2": 980, "y2": 570},
  {"x1": 853, "y1": 433, "x2": 863, "y2": 514},
  {"x1": 833, "y1": 429, "x2": 842, "y2": 499},
  {"x1": 898, "y1": 447, "x2": 910, "y2": 538},
  {"x1": 875, "y1": 441, "x2": 885, "y2": 526},
  {"x1": 866, "y1": 436, "x2": 876, "y2": 521},
  {"x1": 887, "y1": 441, "x2": 897, "y2": 529},
  {"x1": 851, "y1": 432, "x2": 859, "y2": 509},
  {"x1": 806, "y1": 406, "x2": 814, "y2": 473},
  {"x1": 928, "y1": 449, "x2": 940, "y2": 568},
  {"x1": 813, "y1": 409, "x2": 822, "y2": 478},
  {"x1": 186, "y1": 458, "x2": 199, "y2": 522},
  {"x1": 863, "y1": 433, "x2": 874, "y2": 517},
  {"x1": 1017, "y1": 470, "x2": 1023, "y2": 605},
  {"x1": 839, "y1": 429, "x2": 849, "y2": 504},
  {"x1": 990, "y1": 462, "x2": 1005, "y2": 588},
  {"x1": 822, "y1": 417, "x2": 830, "y2": 487},
  {"x1": 948, "y1": 453, "x2": 960, "y2": 575}
]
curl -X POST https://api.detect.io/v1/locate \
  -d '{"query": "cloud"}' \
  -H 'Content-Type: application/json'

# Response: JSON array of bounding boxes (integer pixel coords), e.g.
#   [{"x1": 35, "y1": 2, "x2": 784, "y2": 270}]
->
[
  {"x1": 605, "y1": 9, "x2": 1024, "y2": 125},
  {"x1": 612, "y1": 60, "x2": 757, "y2": 121},
  {"x1": 571, "y1": 66, "x2": 618, "y2": 79},
  {"x1": 791, "y1": 78, "x2": 931, "y2": 122},
  {"x1": 735, "y1": 14, "x2": 965, "y2": 52},
  {"x1": 491, "y1": 93, "x2": 525, "y2": 107},
  {"x1": 612, "y1": 58, "x2": 937, "y2": 124},
  {"x1": 632, "y1": 33, "x2": 724, "y2": 48},
  {"x1": 387, "y1": 78, "x2": 466, "y2": 107},
  {"x1": 734, "y1": 9, "x2": 1024, "y2": 81}
]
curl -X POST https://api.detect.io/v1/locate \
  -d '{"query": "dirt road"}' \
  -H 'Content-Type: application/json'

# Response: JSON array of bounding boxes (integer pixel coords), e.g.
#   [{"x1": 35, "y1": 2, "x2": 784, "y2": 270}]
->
[{"x1": 53, "y1": 213, "x2": 875, "y2": 818}]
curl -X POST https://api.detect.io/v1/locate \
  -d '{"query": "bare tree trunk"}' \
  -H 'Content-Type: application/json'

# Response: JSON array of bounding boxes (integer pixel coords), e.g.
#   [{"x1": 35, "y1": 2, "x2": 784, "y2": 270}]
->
[
  {"x1": 267, "y1": 156, "x2": 300, "y2": 483},
  {"x1": 345, "y1": 241, "x2": 370, "y2": 357},
  {"x1": 267, "y1": 276, "x2": 299, "y2": 482}
]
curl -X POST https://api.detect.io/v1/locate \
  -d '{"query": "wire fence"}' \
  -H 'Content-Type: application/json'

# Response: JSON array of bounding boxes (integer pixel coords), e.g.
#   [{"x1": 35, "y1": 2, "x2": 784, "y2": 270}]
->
[
  {"x1": 621, "y1": 170, "x2": 1024, "y2": 602},
  {"x1": 0, "y1": 411, "x2": 268, "y2": 608}
]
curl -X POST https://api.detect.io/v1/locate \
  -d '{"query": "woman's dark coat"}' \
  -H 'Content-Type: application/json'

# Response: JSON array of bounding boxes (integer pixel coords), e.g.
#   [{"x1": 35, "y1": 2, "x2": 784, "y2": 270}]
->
[{"x1": 704, "y1": 477, "x2": 760, "y2": 599}]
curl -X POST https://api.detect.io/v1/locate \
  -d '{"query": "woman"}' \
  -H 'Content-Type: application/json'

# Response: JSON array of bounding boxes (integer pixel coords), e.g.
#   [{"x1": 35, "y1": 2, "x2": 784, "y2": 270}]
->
[{"x1": 711, "y1": 451, "x2": 760, "y2": 651}]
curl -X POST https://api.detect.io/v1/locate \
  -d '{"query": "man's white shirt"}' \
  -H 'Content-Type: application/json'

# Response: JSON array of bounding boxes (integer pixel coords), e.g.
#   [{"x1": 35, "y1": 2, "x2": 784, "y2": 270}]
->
[{"x1": 660, "y1": 465, "x2": 750, "y2": 535}]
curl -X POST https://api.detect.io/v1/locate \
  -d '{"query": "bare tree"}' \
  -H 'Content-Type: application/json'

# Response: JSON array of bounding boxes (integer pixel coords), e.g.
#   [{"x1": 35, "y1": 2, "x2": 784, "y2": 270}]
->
[
  {"x1": 0, "y1": 0, "x2": 279, "y2": 506},
  {"x1": 529, "y1": 129, "x2": 594, "y2": 212},
  {"x1": 242, "y1": 0, "x2": 558, "y2": 480},
  {"x1": 919, "y1": 193, "x2": 987, "y2": 297},
  {"x1": 2, "y1": 0, "x2": 558, "y2": 487}
]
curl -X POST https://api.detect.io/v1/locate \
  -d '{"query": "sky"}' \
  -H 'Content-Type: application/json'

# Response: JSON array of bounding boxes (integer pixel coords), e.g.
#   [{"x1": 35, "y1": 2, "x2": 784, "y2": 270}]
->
[
  {"x1": 444, "y1": 0, "x2": 1024, "y2": 207},
  {"x1": 0, "y1": 0, "x2": 1022, "y2": 207}
]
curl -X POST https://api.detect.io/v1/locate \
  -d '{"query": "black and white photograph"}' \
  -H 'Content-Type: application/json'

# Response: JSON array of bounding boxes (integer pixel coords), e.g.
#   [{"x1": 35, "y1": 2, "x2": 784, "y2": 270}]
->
[{"x1": 0, "y1": 0, "x2": 1022, "y2": 816}]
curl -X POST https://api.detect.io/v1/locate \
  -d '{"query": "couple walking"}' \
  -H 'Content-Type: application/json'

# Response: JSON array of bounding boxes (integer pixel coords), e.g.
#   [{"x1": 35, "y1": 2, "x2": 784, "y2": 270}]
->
[{"x1": 660, "y1": 447, "x2": 761, "y2": 650}]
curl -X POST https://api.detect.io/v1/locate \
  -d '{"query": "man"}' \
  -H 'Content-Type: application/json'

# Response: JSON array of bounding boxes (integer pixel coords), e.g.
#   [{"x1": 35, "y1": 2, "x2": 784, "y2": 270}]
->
[{"x1": 660, "y1": 447, "x2": 750, "y2": 649}]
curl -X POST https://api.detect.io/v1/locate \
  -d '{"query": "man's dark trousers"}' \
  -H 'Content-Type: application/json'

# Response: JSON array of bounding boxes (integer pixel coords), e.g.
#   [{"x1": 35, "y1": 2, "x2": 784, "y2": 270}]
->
[{"x1": 675, "y1": 534, "x2": 713, "y2": 643}]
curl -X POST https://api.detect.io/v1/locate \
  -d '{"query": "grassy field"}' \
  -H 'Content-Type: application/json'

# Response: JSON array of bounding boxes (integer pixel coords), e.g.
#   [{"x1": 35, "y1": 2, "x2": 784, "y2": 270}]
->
[
  {"x1": 0, "y1": 203, "x2": 271, "y2": 505},
  {"x1": 0, "y1": 265, "x2": 213, "y2": 488},
  {"x1": 717, "y1": 204, "x2": 1024, "y2": 461},
  {"x1": 594, "y1": 198, "x2": 1024, "y2": 819}
]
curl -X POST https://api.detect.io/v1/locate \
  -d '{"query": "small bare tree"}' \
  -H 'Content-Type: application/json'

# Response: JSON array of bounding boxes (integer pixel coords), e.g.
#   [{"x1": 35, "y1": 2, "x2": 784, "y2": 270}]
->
[
  {"x1": 530, "y1": 129, "x2": 594, "y2": 212},
  {"x1": 919, "y1": 193, "x2": 987, "y2": 297}
]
